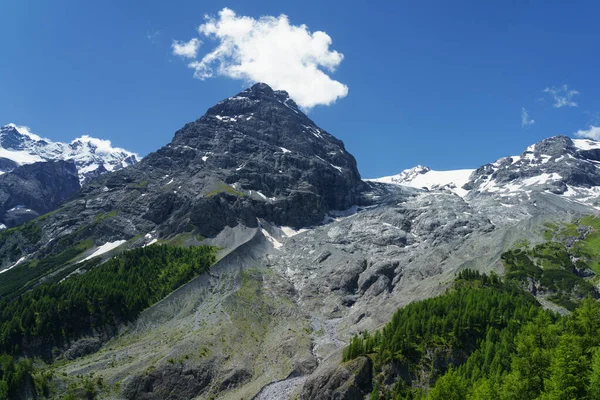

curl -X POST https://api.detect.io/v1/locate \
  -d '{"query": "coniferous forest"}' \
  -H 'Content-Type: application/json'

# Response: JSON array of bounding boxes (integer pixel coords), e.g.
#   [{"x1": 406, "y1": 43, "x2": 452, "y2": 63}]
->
[
  {"x1": 344, "y1": 269, "x2": 600, "y2": 399},
  {"x1": 0, "y1": 244, "x2": 216, "y2": 398}
]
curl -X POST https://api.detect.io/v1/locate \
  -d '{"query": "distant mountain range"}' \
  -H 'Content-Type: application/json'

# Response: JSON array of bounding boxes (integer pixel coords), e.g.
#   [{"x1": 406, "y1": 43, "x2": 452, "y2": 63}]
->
[
  {"x1": 0, "y1": 124, "x2": 139, "y2": 228},
  {"x1": 0, "y1": 123, "x2": 139, "y2": 184}
]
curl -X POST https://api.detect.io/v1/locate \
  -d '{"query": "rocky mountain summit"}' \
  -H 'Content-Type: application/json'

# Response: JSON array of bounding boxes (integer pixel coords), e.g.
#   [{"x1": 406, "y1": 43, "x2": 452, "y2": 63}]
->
[
  {"x1": 0, "y1": 123, "x2": 139, "y2": 184},
  {"x1": 4, "y1": 84, "x2": 600, "y2": 399},
  {"x1": 0, "y1": 83, "x2": 364, "y2": 271},
  {"x1": 466, "y1": 135, "x2": 600, "y2": 202}
]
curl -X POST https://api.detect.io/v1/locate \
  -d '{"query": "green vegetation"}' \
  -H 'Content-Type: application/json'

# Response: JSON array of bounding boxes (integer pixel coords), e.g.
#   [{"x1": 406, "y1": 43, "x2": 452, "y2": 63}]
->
[
  {"x1": 0, "y1": 219, "x2": 42, "y2": 264},
  {"x1": 94, "y1": 210, "x2": 119, "y2": 223},
  {"x1": 128, "y1": 180, "x2": 149, "y2": 189},
  {"x1": 0, "y1": 245, "x2": 216, "y2": 357},
  {"x1": 0, "y1": 220, "x2": 42, "y2": 246},
  {"x1": 161, "y1": 232, "x2": 206, "y2": 247},
  {"x1": 343, "y1": 270, "x2": 600, "y2": 399},
  {"x1": 502, "y1": 242, "x2": 598, "y2": 310},
  {"x1": 343, "y1": 270, "x2": 544, "y2": 398},
  {"x1": 0, "y1": 239, "x2": 96, "y2": 300},
  {"x1": 205, "y1": 182, "x2": 245, "y2": 198},
  {"x1": 0, "y1": 354, "x2": 35, "y2": 399}
]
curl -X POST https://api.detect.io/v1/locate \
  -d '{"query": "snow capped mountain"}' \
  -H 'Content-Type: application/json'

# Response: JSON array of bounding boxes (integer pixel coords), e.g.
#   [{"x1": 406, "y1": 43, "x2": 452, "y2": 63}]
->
[
  {"x1": 371, "y1": 135, "x2": 600, "y2": 209},
  {"x1": 368, "y1": 165, "x2": 475, "y2": 197},
  {"x1": 465, "y1": 136, "x2": 600, "y2": 206},
  {"x1": 0, "y1": 123, "x2": 139, "y2": 183}
]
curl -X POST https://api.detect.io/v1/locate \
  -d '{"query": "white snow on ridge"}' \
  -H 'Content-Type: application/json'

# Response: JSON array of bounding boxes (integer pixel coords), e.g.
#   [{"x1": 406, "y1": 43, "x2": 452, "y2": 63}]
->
[
  {"x1": 80, "y1": 240, "x2": 127, "y2": 263},
  {"x1": 369, "y1": 166, "x2": 475, "y2": 197},
  {"x1": 0, "y1": 256, "x2": 27, "y2": 274},
  {"x1": 521, "y1": 173, "x2": 562, "y2": 186},
  {"x1": 573, "y1": 139, "x2": 600, "y2": 151},
  {"x1": 0, "y1": 148, "x2": 44, "y2": 165},
  {"x1": 5, "y1": 123, "x2": 48, "y2": 142},
  {"x1": 0, "y1": 123, "x2": 139, "y2": 183}
]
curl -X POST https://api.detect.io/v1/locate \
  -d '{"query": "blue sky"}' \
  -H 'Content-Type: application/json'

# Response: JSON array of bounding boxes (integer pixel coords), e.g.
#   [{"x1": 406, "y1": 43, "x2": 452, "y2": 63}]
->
[{"x1": 1, "y1": 1, "x2": 600, "y2": 178}]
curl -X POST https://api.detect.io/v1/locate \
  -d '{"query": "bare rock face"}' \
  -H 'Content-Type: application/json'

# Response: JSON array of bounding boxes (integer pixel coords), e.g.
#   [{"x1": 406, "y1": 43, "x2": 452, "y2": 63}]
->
[
  {"x1": 0, "y1": 160, "x2": 80, "y2": 227},
  {"x1": 121, "y1": 364, "x2": 213, "y2": 400},
  {"x1": 300, "y1": 356, "x2": 372, "y2": 400}
]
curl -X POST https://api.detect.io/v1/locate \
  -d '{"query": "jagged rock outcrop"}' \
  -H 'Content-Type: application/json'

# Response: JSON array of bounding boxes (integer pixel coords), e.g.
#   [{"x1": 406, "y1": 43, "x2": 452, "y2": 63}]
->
[
  {"x1": 300, "y1": 356, "x2": 372, "y2": 400},
  {"x1": 0, "y1": 160, "x2": 80, "y2": 227}
]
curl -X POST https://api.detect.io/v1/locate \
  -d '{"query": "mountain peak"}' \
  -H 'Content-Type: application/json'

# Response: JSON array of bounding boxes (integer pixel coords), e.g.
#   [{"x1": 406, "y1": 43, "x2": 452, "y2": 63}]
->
[
  {"x1": 2, "y1": 123, "x2": 48, "y2": 142},
  {"x1": 205, "y1": 83, "x2": 300, "y2": 119},
  {"x1": 0, "y1": 123, "x2": 139, "y2": 183},
  {"x1": 528, "y1": 135, "x2": 575, "y2": 157}
]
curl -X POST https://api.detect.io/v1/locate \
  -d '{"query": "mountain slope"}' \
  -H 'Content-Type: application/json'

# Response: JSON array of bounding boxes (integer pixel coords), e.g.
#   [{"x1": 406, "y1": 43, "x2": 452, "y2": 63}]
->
[
  {"x1": 0, "y1": 123, "x2": 139, "y2": 184},
  {"x1": 5, "y1": 86, "x2": 600, "y2": 400}
]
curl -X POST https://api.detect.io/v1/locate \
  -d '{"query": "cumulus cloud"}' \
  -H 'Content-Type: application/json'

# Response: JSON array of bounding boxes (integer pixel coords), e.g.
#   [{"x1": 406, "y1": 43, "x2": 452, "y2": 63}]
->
[
  {"x1": 543, "y1": 85, "x2": 579, "y2": 108},
  {"x1": 176, "y1": 8, "x2": 348, "y2": 109},
  {"x1": 521, "y1": 107, "x2": 535, "y2": 128},
  {"x1": 172, "y1": 38, "x2": 202, "y2": 58},
  {"x1": 574, "y1": 126, "x2": 600, "y2": 140}
]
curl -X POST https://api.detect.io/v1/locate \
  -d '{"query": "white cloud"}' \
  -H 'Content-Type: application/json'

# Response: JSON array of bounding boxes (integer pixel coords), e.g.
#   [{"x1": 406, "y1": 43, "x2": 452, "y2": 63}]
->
[
  {"x1": 543, "y1": 85, "x2": 579, "y2": 108},
  {"x1": 178, "y1": 8, "x2": 348, "y2": 109},
  {"x1": 172, "y1": 38, "x2": 202, "y2": 58},
  {"x1": 521, "y1": 107, "x2": 535, "y2": 128},
  {"x1": 574, "y1": 126, "x2": 600, "y2": 140}
]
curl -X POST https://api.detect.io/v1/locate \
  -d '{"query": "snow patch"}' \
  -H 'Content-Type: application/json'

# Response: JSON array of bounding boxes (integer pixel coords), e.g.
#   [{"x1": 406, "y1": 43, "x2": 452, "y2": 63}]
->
[
  {"x1": 79, "y1": 240, "x2": 126, "y2": 262},
  {"x1": 280, "y1": 226, "x2": 309, "y2": 237},
  {"x1": 370, "y1": 167, "x2": 475, "y2": 197},
  {"x1": 573, "y1": 139, "x2": 600, "y2": 151},
  {"x1": 0, "y1": 148, "x2": 44, "y2": 165},
  {"x1": 143, "y1": 238, "x2": 158, "y2": 247},
  {"x1": 260, "y1": 228, "x2": 282, "y2": 249},
  {"x1": 330, "y1": 163, "x2": 343, "y2": 173},
  {"x1": 0, "y1": 256, "x2": 27, "y2": 274}
]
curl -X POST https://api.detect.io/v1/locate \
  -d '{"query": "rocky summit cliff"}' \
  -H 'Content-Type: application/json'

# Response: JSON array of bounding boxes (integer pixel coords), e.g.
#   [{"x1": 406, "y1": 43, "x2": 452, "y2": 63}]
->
[
  {"x1": 0, "y1": 160, "x2": 80, "y2": 228},
  {"x1": 4, "y1": 84, "x2": 600, "y2": 399}
]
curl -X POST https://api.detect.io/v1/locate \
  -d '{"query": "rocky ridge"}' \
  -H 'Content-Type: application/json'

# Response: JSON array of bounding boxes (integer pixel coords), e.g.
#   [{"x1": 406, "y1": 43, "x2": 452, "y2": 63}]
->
[{"x1": 0, "y1": 123, "x2": 139, "y2": 184}]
